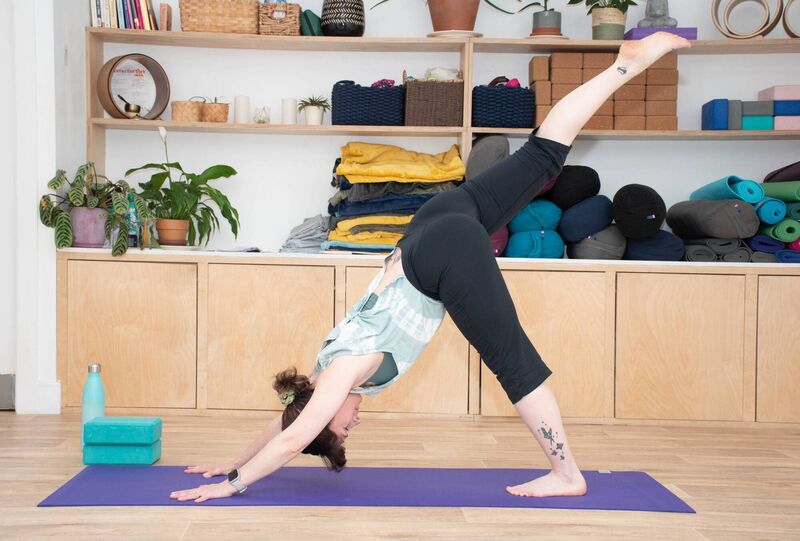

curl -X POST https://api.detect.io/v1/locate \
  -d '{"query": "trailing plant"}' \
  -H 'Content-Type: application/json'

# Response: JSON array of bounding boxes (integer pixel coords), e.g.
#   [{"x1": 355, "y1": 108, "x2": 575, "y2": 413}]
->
[
  {"x1": 38, "y1": 163, "x2": 149, "y2": 256},
  {"x1": 372, "y1": 0, "x2": 543, "y2": 15},
  {"x1": 567, "y1": 0, "x2": 637, "y2": 14},
  {"x1": 130, "y1": 128, "x2": 241, "y2": 246},
  {"x1": 298, "y1": 95, "x2": 331, "y2": 112}
]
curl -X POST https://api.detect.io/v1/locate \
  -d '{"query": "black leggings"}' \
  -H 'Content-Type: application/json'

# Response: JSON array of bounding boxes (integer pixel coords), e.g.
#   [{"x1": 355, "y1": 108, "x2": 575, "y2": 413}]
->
[{"x1": 397, "y1": 132, "x2": 571, "y2": 404}]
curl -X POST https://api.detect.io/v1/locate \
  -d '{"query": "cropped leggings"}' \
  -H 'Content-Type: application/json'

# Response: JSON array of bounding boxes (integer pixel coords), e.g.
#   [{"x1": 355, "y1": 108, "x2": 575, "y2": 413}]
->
[{"x1": 397, "y1": 132, "x2": 571, "y2": 404}]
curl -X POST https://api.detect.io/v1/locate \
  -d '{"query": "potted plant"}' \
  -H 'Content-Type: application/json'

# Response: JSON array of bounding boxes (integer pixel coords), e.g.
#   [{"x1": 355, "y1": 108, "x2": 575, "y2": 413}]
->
[
  {"x1": 298, "y1": 95, "x2": 331, "y2": 125},
  {"x1": 524, "y1": 0, "x2": 563, "y2": 37},
  {"x1": 372, "y1": 0, "x2": 540, "y2": 33},
  {"x1": 567, "y1": 0, "x2": 638, "y2": 40},
  {"x1": 130, "y1": 128, "x2": 241, "y2": 247},
  {"x1": 39, "y1": 163, "x2": 149, "y2": 256}
]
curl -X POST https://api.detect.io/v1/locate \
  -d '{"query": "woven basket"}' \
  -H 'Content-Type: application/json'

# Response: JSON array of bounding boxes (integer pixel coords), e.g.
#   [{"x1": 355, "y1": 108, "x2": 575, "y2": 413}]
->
[
  {"x1": 179, "y1": 0, "x2": 259, "y2": 34},
  {"x1": 201, "y1": 103, "x2": 230, "y2": 122},
  {"x1": 472, "y1": 85, "x2": 535, "y2": 128},
  {"x1": 331, "y1": 81, "x2": 405, "y2": 126},
  {"x1": 404, "y1": 75, "x2": 464, "y2": 127},
  {"x1": 259, "y1": 3, "x2": 301, "y2": 35},
  {"x1": 171, "y1": 100, "x2": 204, "y2": 122}
]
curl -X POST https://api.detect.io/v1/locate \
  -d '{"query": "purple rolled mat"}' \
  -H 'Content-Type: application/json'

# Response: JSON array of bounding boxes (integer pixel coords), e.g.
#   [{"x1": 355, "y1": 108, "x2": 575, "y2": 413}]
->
[
  {"x1": 39, "y1": 466, "x2": 694, "y2": 513},
  {"x1": 747, "y1": 234, "x2": 785, "y2": 254}
]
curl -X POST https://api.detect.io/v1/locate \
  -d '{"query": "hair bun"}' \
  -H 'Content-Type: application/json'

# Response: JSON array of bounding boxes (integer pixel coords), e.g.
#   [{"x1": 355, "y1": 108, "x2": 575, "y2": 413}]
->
[{"x1": 273, "y1": 367, "x2": 312, "y2": 397}]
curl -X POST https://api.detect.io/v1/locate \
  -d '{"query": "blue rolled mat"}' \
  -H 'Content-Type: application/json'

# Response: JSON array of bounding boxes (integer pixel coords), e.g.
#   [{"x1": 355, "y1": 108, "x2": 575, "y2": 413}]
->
[
  {"x1": 754, "y1": 197, "x2": 788, "y2": 225},
  {"x1": 624, "y1": 230, "x2": 685, "y2": 261},
  {"x1": 509, "y1": 199, "x2": 562, "y2": 233},
  {"x1": 690, "y1": 176, "x2": 765, "y2": 204},
  {"x1": 747, "y1": 235, "x2": 785, "y2": 254},
  {"x1": 776, "y1": 250, "x2": 800, "y2": 263},
  {"x1": 558, "y1": 195, "x2": 613, "y2": 243},
  {"x1": 506, "y1": 229, "x2": 564, "y2": 259}
]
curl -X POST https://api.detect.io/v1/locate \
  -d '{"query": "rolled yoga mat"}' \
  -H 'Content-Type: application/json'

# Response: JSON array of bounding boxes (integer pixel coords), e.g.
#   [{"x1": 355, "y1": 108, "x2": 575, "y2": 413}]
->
[
  {"x1": 754, "y1": 198, "x2": 787, "y2": 225},
  {"x1": 684, "y1": 238, "x2": 741, "y2": 256},
  {"x1": 776, "y1": 250, "x2": 800, "y2": 263},
  {"x1": 762, "y1": 181, "x2": 800, "y2": 202},
  {"x1": 38, "y1": 466, "x2": 695, "y2": 513},
  {"x1": 690, "y1": 175, "x2": 765, "y2": 204},
  {"x1": 751, "y1": 251, "x2": 778, "y2": 263},
  {"x1": 760, "y1": 218, "x2": 800, "y2": 243},
  {"x1": 764, "y1": 160, "x2": 800, "y2": 183},
  {"x1": 722, "y1": 246, "x2": 753, "y2": 263},
  {"x1": 787, "y1": 237, "x2": 800, "y2": 252},
  {"x1": 684, "y1": 245, "x2": 717, "y2": 262},
  {"x1": 788, "y1": 203, "x2": 800, "y2": 220},
  {"x1": 747, "y1": 235, "x2": 785, "y2": 254}
]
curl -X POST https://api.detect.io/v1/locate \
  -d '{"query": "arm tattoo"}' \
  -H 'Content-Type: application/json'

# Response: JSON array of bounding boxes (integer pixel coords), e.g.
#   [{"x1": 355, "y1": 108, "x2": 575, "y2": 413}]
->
[
  {"x1": 540, "y1": 422, "x2": 566, "y2": 460},
  {"x1": 617, "y1": 65, "x2": 628, "y2": 75}
]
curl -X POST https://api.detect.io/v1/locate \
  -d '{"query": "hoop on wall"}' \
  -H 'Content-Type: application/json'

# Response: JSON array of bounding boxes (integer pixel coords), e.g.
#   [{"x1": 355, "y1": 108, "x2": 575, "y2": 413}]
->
[
  {"x1": 711, "y1": 0, "x2": 785, "y2": 39},
  {"x1": 784, "y1": 0, "x2": 799, "y2": 37}
]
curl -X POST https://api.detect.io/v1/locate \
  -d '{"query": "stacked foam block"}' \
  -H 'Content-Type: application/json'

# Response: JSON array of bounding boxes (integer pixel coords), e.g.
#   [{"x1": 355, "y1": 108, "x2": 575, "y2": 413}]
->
[
  {"x1": 83, "y1": 416, "x2": 162, "y2": 465},
  {"x1": 702, "y1": 86, "x2": 800, "y2": 131},
  {"x1": 529, "y1": 52, "x2": 678, "y2": 131}
]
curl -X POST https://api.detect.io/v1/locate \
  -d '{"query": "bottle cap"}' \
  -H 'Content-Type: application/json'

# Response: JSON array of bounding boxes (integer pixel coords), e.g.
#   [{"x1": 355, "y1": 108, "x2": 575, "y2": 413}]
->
[{"x1": 88, "y1": 363, "x2": 101, "y2": 373}]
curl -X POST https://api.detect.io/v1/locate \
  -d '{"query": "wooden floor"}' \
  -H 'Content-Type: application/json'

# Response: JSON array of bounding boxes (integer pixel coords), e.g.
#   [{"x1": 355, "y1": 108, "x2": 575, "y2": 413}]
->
[{"x1": 2, "y1": 412, "x2": 799, "y2": 541}]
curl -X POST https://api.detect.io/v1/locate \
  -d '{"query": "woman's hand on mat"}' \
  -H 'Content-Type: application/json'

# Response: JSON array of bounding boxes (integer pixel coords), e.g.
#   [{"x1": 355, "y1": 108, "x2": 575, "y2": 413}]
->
[
  {"x1": 183, "y1": 463, "x2": 236, "y2": 478},
  {"x1": 170, "y1": 481, "x2": 238, "y2": 503}
]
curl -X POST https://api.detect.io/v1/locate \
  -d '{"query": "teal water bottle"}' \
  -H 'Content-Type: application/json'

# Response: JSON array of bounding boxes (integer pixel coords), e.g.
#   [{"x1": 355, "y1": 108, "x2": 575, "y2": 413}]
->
[{"x1": 81, "y1": 363, "x2": 106, "y2": 448}]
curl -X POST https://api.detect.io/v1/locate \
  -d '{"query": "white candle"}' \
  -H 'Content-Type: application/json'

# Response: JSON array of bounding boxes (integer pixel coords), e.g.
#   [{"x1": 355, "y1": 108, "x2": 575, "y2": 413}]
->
[
  {"x1": 282, "y1": 98, "x2": 298, "y2": 125},
  {"x1": 234, "y1": 96, "x2": 251, "y2": 124}
]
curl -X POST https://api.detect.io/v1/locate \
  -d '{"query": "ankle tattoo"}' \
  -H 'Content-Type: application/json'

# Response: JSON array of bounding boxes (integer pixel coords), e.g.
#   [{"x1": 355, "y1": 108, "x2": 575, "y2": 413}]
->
[{"x1": 540, "y1": 422, "x2": 566, "y2": 460}]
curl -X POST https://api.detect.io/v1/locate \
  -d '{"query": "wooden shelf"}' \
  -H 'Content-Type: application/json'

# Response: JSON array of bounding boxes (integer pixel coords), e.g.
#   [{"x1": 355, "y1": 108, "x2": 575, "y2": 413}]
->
[{"x1": 471, "y1": 127, "x2": 800, "y2": 140}]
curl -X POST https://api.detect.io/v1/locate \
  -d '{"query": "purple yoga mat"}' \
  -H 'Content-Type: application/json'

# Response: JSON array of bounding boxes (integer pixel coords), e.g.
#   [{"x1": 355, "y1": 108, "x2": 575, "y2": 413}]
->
[{"x1": 39, "y1": 466, "x2": 694, "y2": 513}]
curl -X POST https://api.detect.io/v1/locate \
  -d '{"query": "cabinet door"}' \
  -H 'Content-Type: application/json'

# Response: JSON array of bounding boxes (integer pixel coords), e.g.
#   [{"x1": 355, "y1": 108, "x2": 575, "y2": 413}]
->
[
  {"x1": 757, "y1": 276, "x2": 800, "y2": 423},
  {"x1": 345, "y1": 267, "x2": 470, "y2": 414},
  {"x1": 207, "y1": 264, "x2": 335, "y2": 410},
  {"x1": 616, "y1": 273, "x2": 745, "y2": 421},
  {"x1": 66, "y1": 260, "x2": 197, "y2": 408},
  {"x1": 480, "y1": 271, "x2": 609, "y2": 418}
]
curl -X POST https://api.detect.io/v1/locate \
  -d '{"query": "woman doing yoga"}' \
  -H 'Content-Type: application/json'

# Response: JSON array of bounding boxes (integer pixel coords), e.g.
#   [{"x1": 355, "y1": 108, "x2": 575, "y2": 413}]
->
[{"x1": 171, "y1": 32, "x2": 691, "y2": 503}]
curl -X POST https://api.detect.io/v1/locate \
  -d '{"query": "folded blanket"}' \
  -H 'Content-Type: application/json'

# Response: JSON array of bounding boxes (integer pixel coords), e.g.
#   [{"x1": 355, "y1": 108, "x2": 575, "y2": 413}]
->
[
  {"x1": 754, "y1": 197, "x2": 788, "y2": 225},
  {"x1": 321, "y1": 240, "x2": 395, "y2": 253},
  {"x1": 327, "y1": 230, "x2": 403, "y2": 244},
  {"x1": 624, "y1": 230, "x2": 685, "y2": 261},
  {"x1": 762, "y1": 181, "x2": 800, "y2": 202},
  {"x1": 666, "y1": 200, "x2": 759, "y2": 239},
  {"x1": 337, "y1": 143, "x2": 465, "y2": 183},
  {"x1": 333, "y1": 214, "x2": 413, "y2": 232},
  {"x1": 690, "y1": 175, "x2": 764, "y2": 204},
  {"x1": 684, "y1": 245, "x2": 717, "y2": 262},
  {"x1": 505, "y1": 230, "x2": 565, "y2": 259},
  {"x1": 722, "y1": 246, "x2": 753, "y2": 263},
  {"x1": 567, "y1": 225, "x2": 626, "y2": 260},
  {"x1": 747, "y1": 235, "x2": 785, "y2": 254},
  {"x1": 684, "y1": 238, "x2": 741, "y2": 255},
  {"x1": 776, "y1": 250, "x2": 800, "y2": 263},
  {"x1": 348, "y1": 224, "x2": 407, "y2": 235},
  {"x1": 558, "y1": 195, "x2": 613, "y2": 243},
  {"x1": 760, "y1": 218, "x2": 800, "y2": 243},
  {"x1": 329, "y1": 194, "x2": 434, "y2": 218},
  {"x1": 787, "y1": 202, "x2": 800, "y2": 220},
  {"x1": 751, "y1": 251, "x2": 778, "y2": 263},
  {"x1": 509, "y1": 200, "x2": 562, "y2": 233}
]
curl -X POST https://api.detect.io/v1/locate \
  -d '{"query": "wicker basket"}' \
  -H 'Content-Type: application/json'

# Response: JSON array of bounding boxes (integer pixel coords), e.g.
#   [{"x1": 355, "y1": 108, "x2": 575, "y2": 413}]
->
[
  {"x1": 179, "y1": 0, "x2": 259, "y2": 34},
  {"x1": 472, "y1": 85, "x2": 535, "y2": 128},
  {"x1": 331, "y1": 81, "x2": 405, "y2": 126},
  {"x1": 404, "y1": 73, "x2": 464, "y2": 127},
  {"x1": 171, "y1": 100, "x2": 205, "y2": 122},
  {"x1": 201, "y1": 103, "x2": 230, "y2": 122},
  {"x1": 259, "y1": 3, "x2": 301, "y2": 35}
]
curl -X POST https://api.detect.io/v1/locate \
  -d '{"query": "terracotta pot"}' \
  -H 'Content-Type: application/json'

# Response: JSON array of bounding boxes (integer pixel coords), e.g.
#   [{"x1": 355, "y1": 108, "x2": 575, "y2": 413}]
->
[
  {"x1": 156, "y1": 218, "x2": 190, "y2": 246},
  {"x1": 70, "y1": 207, "x2": 107, "y2": 248},
  {"x1": 428, "y1": 0, "x2": 479, "y2": 32},
  {"x1": 592, "y1": 7, "x2": 627, "y2": 40}
]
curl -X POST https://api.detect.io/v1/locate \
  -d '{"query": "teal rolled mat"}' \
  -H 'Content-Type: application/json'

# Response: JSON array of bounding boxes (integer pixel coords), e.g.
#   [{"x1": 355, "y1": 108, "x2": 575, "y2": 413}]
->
[
  {"x1": 760, "y1": 218, "x2": 800, "y2": 242},
  {"x1": 762, "y1": 181, "x2": 800, "y2": 202},
  {"x1": 690, "y1": 175, "x2": 765, "y2": 204},
  {"x1": 754, "y1": 198, "x2": 787, "y2": 225},
  {"x1": 787, "y1": 202, "x2": 800, "y2": 220}
]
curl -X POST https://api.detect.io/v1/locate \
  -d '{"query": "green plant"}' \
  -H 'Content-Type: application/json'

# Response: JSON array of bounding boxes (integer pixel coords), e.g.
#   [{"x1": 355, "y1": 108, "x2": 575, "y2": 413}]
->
[
  {"x1": 298, "y1": 95, "x2": 331, "y2": 112},
  {"x1": 372, "y1": 0, "x2": 543, "y2": 15},
  {"x1": 38, "y1": 163, "x2": 149, "y2": 256},
  {"x1": 567, "y1": 0, "x2": 637, "y2": 14},
  {"x1": 129, "y1": 127, "x2": 241, "y2": 246}
]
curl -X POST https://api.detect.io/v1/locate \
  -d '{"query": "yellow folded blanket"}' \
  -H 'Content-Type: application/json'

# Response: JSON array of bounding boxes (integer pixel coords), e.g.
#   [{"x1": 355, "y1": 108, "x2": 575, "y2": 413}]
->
[
  {"x1": 337, "y1": 142, "x2": 465, "y2": 183},
  {"x1": 327, "y1": 230, "x2": 404, "y2": 244},
  {"x1": 334, "y1": 214, "x2": 414, "y2": 233}
]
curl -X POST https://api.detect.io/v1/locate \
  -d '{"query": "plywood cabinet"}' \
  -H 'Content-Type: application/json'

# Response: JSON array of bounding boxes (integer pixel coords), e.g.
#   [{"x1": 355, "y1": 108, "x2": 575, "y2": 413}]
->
[
  {"x1": 480, "y1": 271, "x2": 610, "y2": 418},
  {"x1": 345, "y1": 267, "x2": 470, "y2": 414},
  {"x1": 66, "y1": 260, "x2": 197, "y2": 408},
  {"x1": 206, "y1": 264, "x2": 335, "y2": 410},
  {"x1": 757, "y1": 276, "x2": 800, "y2": 423},
  {"x1": 616, "y1": 273, "x2": 746, "y2": 421}
]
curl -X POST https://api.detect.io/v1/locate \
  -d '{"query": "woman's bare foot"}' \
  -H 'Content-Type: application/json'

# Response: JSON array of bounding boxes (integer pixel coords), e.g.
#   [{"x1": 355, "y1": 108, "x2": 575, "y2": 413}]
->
[
  {"x1": 617, "y1": 31, "x2": 692, "y2": 75},
  {"x1": 506, "y1": 469, "x2": 587, "y2": 498}
]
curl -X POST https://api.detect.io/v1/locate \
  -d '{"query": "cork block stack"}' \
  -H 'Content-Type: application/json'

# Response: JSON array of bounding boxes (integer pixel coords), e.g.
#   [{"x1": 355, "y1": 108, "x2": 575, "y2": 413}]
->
[{"x1": 529, "y1": 52, "x2": 679, "y2": 131}]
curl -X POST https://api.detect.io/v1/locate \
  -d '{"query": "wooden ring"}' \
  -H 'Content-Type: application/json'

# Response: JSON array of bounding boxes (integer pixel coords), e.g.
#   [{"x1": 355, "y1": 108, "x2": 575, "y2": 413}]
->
[
  {"x1": 97, "y1": 54, "x2": 170, "y2": 120},
  {"x1": 785, "y1": 0, "x2": 799, "y2": 37},
  {"x1": 712, "y1": 0, "x2": 784, "y2": 39}
]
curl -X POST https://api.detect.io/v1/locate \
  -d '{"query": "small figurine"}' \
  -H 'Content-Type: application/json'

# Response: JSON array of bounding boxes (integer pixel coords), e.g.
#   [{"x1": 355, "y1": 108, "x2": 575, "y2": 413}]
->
[
  {"x1": 637, "y1": 0, "x2": 678, "y2": 28},
  {"x1": 253, "y1": 106, "x2": 270, "y2": 124}
]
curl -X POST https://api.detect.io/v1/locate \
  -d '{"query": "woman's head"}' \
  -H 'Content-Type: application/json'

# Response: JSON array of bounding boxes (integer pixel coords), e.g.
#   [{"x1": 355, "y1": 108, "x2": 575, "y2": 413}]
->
[{"x1": 273, "y1": 368, "x2": 362, "y2": 472}]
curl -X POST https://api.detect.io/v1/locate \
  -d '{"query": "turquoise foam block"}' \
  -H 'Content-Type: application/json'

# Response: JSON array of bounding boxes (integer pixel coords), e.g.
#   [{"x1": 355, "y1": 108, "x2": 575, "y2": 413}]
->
[
  {"x1": 84, "y1": 417, "x2": 162, "y2": 445},
  {"x1": 742, "y1": 116, "x2": 774, "y2": 130},
  {"x1": 83, "y1": 440, "x2": 161, "y2": 465},
  {"x1": 690, "y1": 175, "x2": 765, "y2": 204}
]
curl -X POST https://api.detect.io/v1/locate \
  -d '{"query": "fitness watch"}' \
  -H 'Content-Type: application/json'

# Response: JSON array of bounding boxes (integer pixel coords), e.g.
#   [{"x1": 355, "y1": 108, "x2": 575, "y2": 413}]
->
[{"x1": 227, "y1": 468, "x2": 248, "y2": 494}]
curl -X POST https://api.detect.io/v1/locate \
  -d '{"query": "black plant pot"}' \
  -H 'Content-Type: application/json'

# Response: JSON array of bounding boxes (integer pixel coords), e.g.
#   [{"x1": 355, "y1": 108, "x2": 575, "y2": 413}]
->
[{"x1": 321, "y1": 0, "x2": 365, "y2": 37}]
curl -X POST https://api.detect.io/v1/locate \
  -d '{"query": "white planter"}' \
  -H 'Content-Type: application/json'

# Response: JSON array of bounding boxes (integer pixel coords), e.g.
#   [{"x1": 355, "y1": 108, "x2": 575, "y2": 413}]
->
[{"x1": 303, "y1": 106, "x2": 325, "y2": 125}]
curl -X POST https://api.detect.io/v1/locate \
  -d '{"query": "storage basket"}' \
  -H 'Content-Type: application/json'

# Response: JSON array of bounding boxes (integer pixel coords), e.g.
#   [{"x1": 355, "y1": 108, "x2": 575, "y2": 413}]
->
[
  {"x1": 179, "y1": 0, "x2": 259, "y2": 34},
  {"x1": 472, "y1": 85, "x2": 536, "y2": 128},
  {"x1": 171, "y1": 99, "x2": 205, "y2": 122},
  {"x1": 258, "y1": 3, "x2": 301, "y2": 35},
  {"x1": 331, "y1": 80, "x2": 405, "y2": 126},
  {"x1": 201, "y1": 102, "x2": 230, "y2": 122},
  {"x1": 404, "y1": 75, "x2": 464, "y2": 127}
]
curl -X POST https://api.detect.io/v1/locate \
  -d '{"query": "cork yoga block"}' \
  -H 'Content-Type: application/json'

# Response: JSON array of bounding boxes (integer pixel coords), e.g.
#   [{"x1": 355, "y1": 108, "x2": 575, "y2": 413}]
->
[
  {"x1": 551, "y1": 68, "x2": 582, "y2": 84},
  {"x1": 615, "y1": 85, "x2": 646, "y2": 101},
  {"x1": 647, "y1": 85, "x2": 678, "y2": 101},
  {"x1": 614, "y1": 116, "x2": 646, "y2": 130},
  {"x1": 614, "y1": 100, "x2": 645, "y2": 116},
  {"x1": 536, "y1": 105, "x2": 552, "y2": 127},
  {"x1": 582, "y1": 68, "x2": 605, "y2": 83},
  {"x1": 583, "y1": 52, "x2": 615, "y2": 69},
  {"x1": 646, "y1": 100, "x2": 677, "y2": 116},
  {"x1": 646, "y1": 116, "x2": 678, "y2": 131},
  {"x1": 550, "y1": 52, "x2": 583, "y2": 69},
  {"x1": 529, "y1": 56, "x2": 550, "y2": 83},
  {"x1": 552, "y1": 83, "x2": 580, "y2": 101},
  {"x1": 534, "y1": 81, "x2": 551, "y2": 105},
  {"x1": 646, "y1": 69, "x2": 679, "y2": 86},
  {"x1": 651, "y1": 54, "x2": 678, "y2": 70},
  {"x1": 586, "y1": 115, "x2": 613, "y2": 130},
  {"x1": 598, "y1": 99, "x2": 614, "y2": 116}
]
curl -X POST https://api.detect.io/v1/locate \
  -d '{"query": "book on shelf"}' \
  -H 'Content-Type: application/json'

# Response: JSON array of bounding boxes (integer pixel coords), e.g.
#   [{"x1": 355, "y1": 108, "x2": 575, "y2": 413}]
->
[{"x1": 89, "y1": 0, "x2": 158, "y2": 30}]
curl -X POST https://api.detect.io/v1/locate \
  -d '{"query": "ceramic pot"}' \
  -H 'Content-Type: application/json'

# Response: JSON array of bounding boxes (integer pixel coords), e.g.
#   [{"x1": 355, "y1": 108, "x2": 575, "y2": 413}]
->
[
  {"x1": 592, "y1": 7, "x2": 627, "y2": 40},
  {"x1": 532, "y1": 10, "x2": 562, "y2": 36},
  {"x1": 428, "y1": 0, "x2": 479, "y2": 32},
  {"x1": 70, "y1": 207, "x2": 107, "y2": 248},
  {"x1": 321, "y1": 0, "x2": 365, "y2": 37},
  {"x1": 156, "y1": 218, "x2": 190, "y2": 246},
  {"x1": 303, "y1": 106, "x2": 325, "y2": 125}
]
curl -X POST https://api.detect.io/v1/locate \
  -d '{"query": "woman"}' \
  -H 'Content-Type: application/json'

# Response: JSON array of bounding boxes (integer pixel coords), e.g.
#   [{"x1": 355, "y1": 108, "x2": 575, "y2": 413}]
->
[{"x1": 171, "y1": 32, "x2": 690, "y2": 503}]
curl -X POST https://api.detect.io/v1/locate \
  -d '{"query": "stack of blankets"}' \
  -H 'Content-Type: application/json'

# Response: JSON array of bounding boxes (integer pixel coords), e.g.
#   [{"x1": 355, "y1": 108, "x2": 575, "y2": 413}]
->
[
  {"x1": 322, "y1": 142, "x2": 465, "y2": 254},
  {"x1": 279, "y1": 214, "x2": 332, "y2": 253}
]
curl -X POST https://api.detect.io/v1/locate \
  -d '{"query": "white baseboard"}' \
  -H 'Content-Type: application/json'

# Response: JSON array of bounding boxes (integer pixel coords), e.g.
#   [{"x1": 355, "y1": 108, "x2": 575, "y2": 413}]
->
[{"x1": 13, "y1": 379, "x2": 61, "y2": 414}]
